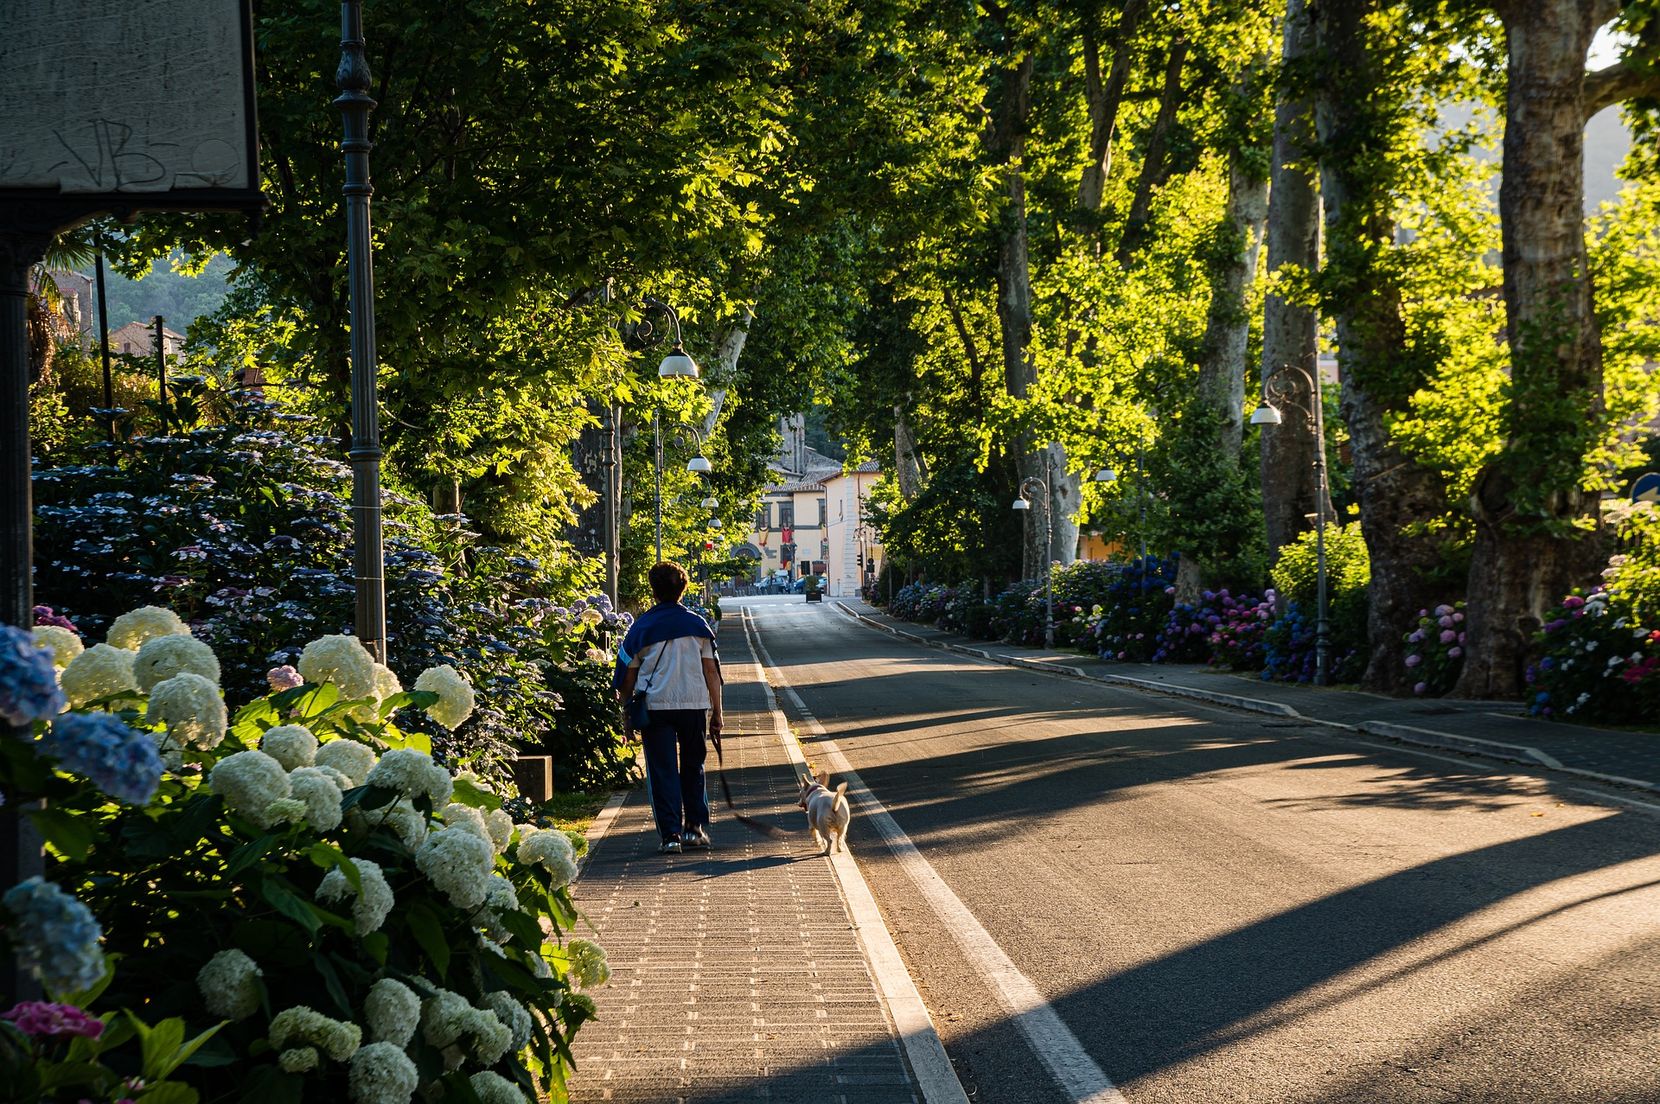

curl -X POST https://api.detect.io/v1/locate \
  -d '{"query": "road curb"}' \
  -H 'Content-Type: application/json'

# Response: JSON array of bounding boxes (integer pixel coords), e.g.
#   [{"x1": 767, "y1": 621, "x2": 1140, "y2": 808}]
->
[{"x1": 832, "y1": 601, "x2": 1660, "y2": 800}]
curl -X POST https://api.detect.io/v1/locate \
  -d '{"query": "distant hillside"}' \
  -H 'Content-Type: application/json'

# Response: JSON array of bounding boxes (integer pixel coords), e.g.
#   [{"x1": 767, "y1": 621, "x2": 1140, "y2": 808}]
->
[{"x1": 80, "y1": 253, "x2": 233, "y2": 335}]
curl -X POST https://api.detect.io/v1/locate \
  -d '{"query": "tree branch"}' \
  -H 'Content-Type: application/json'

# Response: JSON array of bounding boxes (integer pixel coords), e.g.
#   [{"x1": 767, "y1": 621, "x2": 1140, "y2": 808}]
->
[{"x1": 1583, "y1": 59, "x2": 1660, "y2": 120}]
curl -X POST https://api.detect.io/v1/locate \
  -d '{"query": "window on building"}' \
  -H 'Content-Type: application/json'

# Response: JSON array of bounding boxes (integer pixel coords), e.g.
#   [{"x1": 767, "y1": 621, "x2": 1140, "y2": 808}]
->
[
  {"x1": 756, "y1": 503, "x2": 769, "y2": 532},
  {"x1": 779, "y1": 502, "x2": 794, "y2": 531}
]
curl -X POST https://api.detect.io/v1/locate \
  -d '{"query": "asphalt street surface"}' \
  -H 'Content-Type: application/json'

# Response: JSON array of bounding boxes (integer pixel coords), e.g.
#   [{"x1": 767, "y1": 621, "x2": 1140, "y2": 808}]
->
[{"x1": 735, "y1": 596, "x2": 1660, "y2": 1104}]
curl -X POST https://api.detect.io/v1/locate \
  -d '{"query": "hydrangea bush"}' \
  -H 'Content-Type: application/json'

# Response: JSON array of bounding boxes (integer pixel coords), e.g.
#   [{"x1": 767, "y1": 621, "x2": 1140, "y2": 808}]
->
[
  {"x1": 1401, "y1": 602, "x2": 1468, "y2": 696},
  {"x1": 34, "y1": 403, "x2": 629, "y2": 793},
  {"x1": 2, "y1": 607, "x2": 601, "y2": 1103}
]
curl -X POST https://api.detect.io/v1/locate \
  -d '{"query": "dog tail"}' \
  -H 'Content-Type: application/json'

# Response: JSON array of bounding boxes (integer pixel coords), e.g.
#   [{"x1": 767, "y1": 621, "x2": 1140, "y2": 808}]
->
[{"x1": 835, "y1": 782, "x2": 848, "y2": 798}]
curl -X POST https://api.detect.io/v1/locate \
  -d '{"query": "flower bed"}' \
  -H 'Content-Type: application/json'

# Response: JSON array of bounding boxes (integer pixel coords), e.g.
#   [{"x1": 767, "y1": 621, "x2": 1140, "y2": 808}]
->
[{"x1": 2, "y1": 606, "x2": 600, "y2": 1103}]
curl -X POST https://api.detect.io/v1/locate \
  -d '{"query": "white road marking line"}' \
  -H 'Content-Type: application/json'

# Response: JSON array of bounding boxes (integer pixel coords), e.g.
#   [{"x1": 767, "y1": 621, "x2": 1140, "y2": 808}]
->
[
  {"x1": 737, "y1": 610, "x2": 969, "y2": 1104},
  {"x1": 744, "y1": 605, "x2": 1131, "y2": 1104}
]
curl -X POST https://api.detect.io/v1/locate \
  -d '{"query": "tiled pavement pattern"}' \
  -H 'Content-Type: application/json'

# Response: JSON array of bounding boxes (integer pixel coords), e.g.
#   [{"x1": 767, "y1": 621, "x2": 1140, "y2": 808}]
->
[
  {"x1": 567, "y1": 621, "x2": 922, "y2": 1104},
  {"x1": 843, "y1": 597, "x2": 1660, "y2": 791}
]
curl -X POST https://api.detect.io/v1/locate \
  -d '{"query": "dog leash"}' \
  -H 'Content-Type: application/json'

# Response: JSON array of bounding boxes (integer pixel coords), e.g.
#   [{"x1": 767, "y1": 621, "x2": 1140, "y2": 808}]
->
[{"x1": 709, "y1": 729, "x2": 792, "y2": 839}]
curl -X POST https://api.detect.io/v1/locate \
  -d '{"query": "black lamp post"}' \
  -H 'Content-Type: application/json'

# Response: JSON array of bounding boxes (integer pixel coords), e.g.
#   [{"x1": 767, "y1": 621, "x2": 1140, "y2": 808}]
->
[
  {"x1": 1251, "y1": 364, "x2": 1331, "y2": 684},
  {"x1": 1013, "y1": 453, "x2": 1056, "y2": 650},
  {"x1": 653, "y1": 417, "x2": 710, "y2": 564},
  {"x1": 336, "y1": 0, "x2": 386, "y2": 661}
]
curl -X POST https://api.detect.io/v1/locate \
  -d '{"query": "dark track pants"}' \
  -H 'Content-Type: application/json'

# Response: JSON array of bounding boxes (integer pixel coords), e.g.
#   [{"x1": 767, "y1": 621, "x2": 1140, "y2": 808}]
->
[{"x1": 641, "y1": 708, "x2": 709, "y2": 842}]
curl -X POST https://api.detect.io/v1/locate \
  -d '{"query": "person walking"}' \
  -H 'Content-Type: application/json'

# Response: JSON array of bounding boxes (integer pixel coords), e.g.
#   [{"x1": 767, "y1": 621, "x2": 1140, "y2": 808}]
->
[{"x1": 615, "y1": 561, "x2": 723, "y2": 854}]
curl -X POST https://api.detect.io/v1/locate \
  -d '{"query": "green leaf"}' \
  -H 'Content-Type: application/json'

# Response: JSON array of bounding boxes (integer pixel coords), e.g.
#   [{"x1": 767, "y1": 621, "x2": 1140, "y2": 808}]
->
[
  {"x1": 27, "y1": 805, "x2": 97, "y2": 861},
  {"x1": 378, "y1": 689, "x2": 438, "y2": 718},
  {"x1": 134, "y1": 1014, "x2": 185, "y2": 1083},
  {"x1": 450, "y1": 775, "x2": 503, "y2": 811},
  {"x1": 259, "y1": 878, "x2": 321, "y2": 937},
  {"x1": 288, "y1": 683, "x2": 339, "y2": 720},
  {"x1": 361, "y1": 931, "x2": 389, "y2": 966},
  {"x1": 405, "y1": 902, "x2": 451, "y2": 980},
  {"x1": 139, "y1": 1083, "x2": 200, "y2": 1104},
  {"x1": 313, "y1": 953, "x2": 353, "y2": 1018},
  {"x1": 498, "y1": 908, "x2": 545, "y2": 950},
  {"x1": 227, "y1": 833, "x2": 279, "y2": 875}
]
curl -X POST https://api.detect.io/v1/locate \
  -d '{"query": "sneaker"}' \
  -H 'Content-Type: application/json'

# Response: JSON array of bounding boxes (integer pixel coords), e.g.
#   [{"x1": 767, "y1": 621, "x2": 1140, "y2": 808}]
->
[
  {"x1": 681, "y1": 828, "x2": 710, "y2": 849},
  {"x1": 659, "y1": 839, "x2": 682, "y2": 854}
]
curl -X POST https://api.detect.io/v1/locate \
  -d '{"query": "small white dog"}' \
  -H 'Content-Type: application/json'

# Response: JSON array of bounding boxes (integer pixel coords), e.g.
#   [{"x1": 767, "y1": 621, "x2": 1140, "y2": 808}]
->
[{"x1": 797, "y1": 769, "x2": 850, "y2": 856}]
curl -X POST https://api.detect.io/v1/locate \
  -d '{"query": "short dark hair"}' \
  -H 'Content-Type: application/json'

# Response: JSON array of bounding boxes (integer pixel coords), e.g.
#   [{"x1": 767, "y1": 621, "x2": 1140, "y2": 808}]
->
[{"x1": 648, "y1": 561, "x2": 690, "y2": 604}]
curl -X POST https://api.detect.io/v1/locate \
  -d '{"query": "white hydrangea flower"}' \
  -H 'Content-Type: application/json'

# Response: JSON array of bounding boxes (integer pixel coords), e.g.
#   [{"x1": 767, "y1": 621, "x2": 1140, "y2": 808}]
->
[
  {"x1": 371, "y1": 663, "x2": 402, "y2": 701},
  {"x1": 348, "y1": 797, "x2": 428, "y2": 850},
  {"x1": 316, "y1": 857, "x2": 393, "y2": 934},
  {"x1": 482, "y1": 992, "x2": 532, "y2": 1051},
  {"x1": 261, "y1": 724, "x2": 319, "y2": 770},
  {"x1": 415, "y1": 827, "x2": 495, "y2": 910},
  {"x1": 269, "y1": 1005, "x2": 361, "y2": 1062},
  {"x1": 442, "y1": 803, "x2": 490, "y2": 841},
  {"x1": 413, "y1": 664, "x2": 475, "y2": 730},
  {"x1": 145, "y1": 672, "x2": 228, "y2": 750},
  {"x1": 133, "y1": 634, "x2": 221, "y2": 692},
  {"x1": 196, "y1": 948, "x2": 262, "y2": 1020},
  {"x1": 478, "y1": 874, "x2": 521, "y2": 943},
  {"x1": 419, "y1": 989, "x2": 474, "y2": 1049},
  {"x1": 363, "y1": 978, "x2": 420, "y2": 1047},
  {"x1": 568, "y1": 939, "x2": 611, "y2": 989},
  {"x1": 264, "y1": 797, "x2": 308, "y2": 826},
  {"x1": 210, "y1": 750, "x2": 292, "y2": 829},
  {"x1": 517, "y1": 828, "x2": 577, "y2": 889},
  {"x1": 152, "y1": 730, "x2": 184, "y2": 772},
  {"x1": 107, "y1": 605, "x2": 190, "y2": 651},
  {"x1": 289, "y1": 766, "x2": 345, "y2": 833},
  {"x1": 483, "y1": 809, "x2": 514, "y2": 853},
  {"x1": 32, "y1": 626, "x2": 83, "y2": 669},
  {"x1": 348, "y1": 1041, "x2": 418, "y2": 1104},
  {"x1": 468, "y1": 1009, "x2": 512, "y2": 1067},
  {"x1": 315, "y1": 739, "x2": 377, "y2": 787},
  {"x1": 59, "y1": 643, "x2": 139, "y2": 708},
  {"x1": 468, "y1": 1070, "x2": 528, "y2": 1104},
  {"x1": 366, "y1": 748, "x2": 453, "y2": 807},
  {"x1": 313, "y1": 763, "x2": 353, "y2": 791},
  {"x1": 279, "y1": 1046, "x2": 319, "y2": 1073},
  {"x1": 297, "y1": 634, "x2": 378, "y2": 700}
]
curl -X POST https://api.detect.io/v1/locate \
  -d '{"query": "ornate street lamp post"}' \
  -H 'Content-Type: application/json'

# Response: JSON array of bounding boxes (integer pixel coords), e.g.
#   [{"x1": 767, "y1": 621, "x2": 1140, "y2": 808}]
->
[
  {"x1": 336, "y1": 0, "x2": 386, "y2": 661},
  {"x1": 653, "y1": 417, "x2": 710, "y2": 564},
  {"x1": 1251, "y1": 363, "x2": 1332, "y2": 684},
  {"x1": 1012, "y1": 453, "x2": 1056, "y2": 650}
]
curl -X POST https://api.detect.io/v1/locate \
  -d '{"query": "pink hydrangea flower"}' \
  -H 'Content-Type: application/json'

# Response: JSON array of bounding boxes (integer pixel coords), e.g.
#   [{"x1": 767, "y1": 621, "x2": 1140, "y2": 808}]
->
[
  {"x1": 266, "y1": 665, "x2": 303, "y2": 692},
  {"x1": 2, "y1": 1001, "x2": 104, "y2": 1040}
]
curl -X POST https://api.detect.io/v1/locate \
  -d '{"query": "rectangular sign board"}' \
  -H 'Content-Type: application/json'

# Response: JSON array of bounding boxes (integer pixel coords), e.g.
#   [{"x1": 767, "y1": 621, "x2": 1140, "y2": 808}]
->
[{"x1": 0, "y1": 0, "x2": 258, "y2": 203}]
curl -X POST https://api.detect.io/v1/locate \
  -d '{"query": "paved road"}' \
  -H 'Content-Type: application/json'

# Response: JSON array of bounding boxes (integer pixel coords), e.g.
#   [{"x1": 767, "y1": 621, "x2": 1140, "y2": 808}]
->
[{"x1": 736, "y1": 596, "x2": 1660, "y2": 1104}]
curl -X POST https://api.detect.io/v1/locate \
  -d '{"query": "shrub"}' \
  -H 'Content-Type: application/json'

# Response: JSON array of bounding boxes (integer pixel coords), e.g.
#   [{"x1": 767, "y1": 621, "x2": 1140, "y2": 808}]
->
[
  {"x1": 1401, "y1": 602, "x2": 1467, "y2": 695},
  {"x1": 1264, "y1": 600, "x2": 1366, "y2": 684},
  {"x1": 1270, "y1": 521, "x2": 1369, "y2": 676},
  {"x1": 4, "y1": 606, "x2": 597, "y2": 1103},
  {"x1": 1090, "y1": 556, "x2": 1177, "y2": 661},
  {"x1": 1153, "y1": 588, "x2": 1270, "y2": 667}
]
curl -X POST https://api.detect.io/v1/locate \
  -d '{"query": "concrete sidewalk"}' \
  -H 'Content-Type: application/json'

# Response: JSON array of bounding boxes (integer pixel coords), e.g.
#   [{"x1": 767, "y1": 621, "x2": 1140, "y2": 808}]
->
[
  {"x1": 838, "y1": 598, "x2": 1660, "y2": 796},
  {"x1": 566, "y1": 617, "x2": 939, "y2": 1104}
]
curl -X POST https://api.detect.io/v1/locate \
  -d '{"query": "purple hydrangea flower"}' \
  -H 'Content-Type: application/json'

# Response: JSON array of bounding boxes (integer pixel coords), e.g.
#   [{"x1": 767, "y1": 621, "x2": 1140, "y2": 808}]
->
[
  {"x1": 0, "y1": 625, "x2": 67, "y2": 727},
  {"x1": 1439, "y1": 629, "x2": 1457, "y2": 644},
  {"x1": 1405, "y1": 654, "x2": 1422, "y2": 668},
  {"x1": 38, "y1": 713, "x2": 163, "y2": 806},
  {"x1": 31, "y1": 607, "x2": 78, "y2": 634}
]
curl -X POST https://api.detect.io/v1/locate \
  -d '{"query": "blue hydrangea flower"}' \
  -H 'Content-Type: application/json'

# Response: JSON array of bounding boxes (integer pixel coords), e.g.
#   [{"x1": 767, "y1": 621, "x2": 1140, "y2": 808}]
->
[
  {"x1": 38, "y1": 713, "x2": 163, "y2": 805},
  {"x1": 0, "y1": 624, "x2": 66, "y2": 727},
  {"x1": 2, "y1": 877, "x2": 104, "y2": 994}
]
